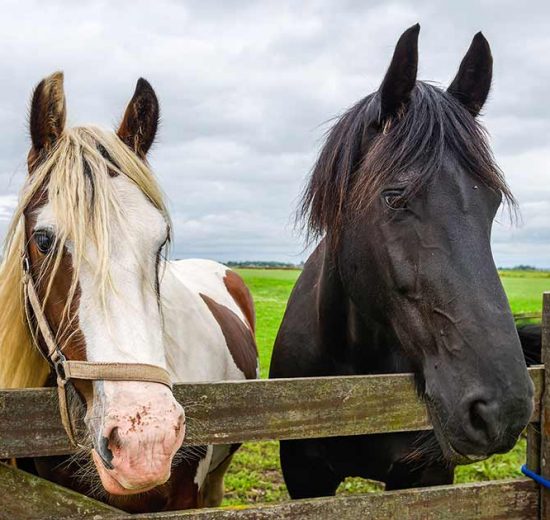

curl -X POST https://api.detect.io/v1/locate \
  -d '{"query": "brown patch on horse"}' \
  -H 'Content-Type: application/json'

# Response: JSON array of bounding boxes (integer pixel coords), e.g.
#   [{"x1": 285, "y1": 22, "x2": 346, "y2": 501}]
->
[
  {"x1": 162, "y1": 456, "x2": 204, "y2": 511},
  {"x1": 24, "y1": 205, "x2": 87, "y2": 364},
  {"x1": 22, "y1": 189, "x2": 93, "y2": 406},
  {"x1": 223, "y1": 270, "x2": 255, "y2": 333},
  {"x1": 201, "y1": 294, "x2": 258, "y2": 379}
]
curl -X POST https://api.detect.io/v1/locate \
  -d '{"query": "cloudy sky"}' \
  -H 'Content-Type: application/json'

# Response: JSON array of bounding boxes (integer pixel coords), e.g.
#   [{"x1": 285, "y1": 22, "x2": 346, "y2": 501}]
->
[{"x1": 0, "y1": 0, "x2": 548, "y2": 266}]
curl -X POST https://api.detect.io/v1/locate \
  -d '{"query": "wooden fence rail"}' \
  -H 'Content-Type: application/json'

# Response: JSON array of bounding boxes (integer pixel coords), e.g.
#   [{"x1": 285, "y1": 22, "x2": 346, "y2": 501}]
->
[
  {"x1": 514, "y1": 311, "x2": 543, "y2": 320},
  {"x1": 123, "y1": 479, "x2": 539, "y2": 520},
  {"x1": 0, "y1": 462, "x2": 540, "y2": 520},
  {"x1": 0, "y1": 368, "x2": 544, "y2": 459}
]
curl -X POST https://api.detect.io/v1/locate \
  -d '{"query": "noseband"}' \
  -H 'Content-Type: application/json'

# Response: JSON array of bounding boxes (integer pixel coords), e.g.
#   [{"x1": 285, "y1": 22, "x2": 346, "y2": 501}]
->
[{"x1": 21, "y1": 251, "x2": 173, "y2": 448}]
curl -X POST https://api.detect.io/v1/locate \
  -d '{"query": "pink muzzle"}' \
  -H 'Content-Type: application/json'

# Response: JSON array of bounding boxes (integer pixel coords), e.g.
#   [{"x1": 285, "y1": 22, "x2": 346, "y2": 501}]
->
[{"x1": 87, "y1": 380, "x2": 185, "y2": 495}]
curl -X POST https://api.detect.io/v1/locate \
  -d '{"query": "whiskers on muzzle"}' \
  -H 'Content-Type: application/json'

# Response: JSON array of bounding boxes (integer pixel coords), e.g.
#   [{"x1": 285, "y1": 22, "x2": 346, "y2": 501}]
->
[
  {"x1": 401, "y1": 431, "x2": 450, "y2": 470},
  {"x1": 170, "y1": 399, "x2": 208, "y2": 468},
  {"x1": 52, "y1": 386, "x2": 107, "y2": 499}
]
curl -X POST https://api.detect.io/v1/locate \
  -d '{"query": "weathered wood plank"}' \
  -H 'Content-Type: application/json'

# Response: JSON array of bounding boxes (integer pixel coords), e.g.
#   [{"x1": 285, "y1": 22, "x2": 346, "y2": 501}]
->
[
  {"x1": 116, "y1": 479, "x2": 538, "y2": 520},
  {"x1": 514, "y1": 311, "x2": 542, "y2": 320},
  {"x1": 541, "y1": 292, "x2": 550, "y2": 519},
  {"x1": 527, "y1": 423, "x2": 542, "y2": 474},
  {"x1": 0, "y1": 462, "x2": 120, "y2": 519},
  {"x1": 0, "y1": 368, "x2": 543, "y2": 458}
]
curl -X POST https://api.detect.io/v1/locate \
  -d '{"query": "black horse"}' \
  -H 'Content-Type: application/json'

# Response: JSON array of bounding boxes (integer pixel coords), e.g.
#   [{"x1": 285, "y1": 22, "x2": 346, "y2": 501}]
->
[
  {"x1": 270, "y1": 25, "x2": 534, "y2": 497},
  {"x1": 518, "y1": 324, "x2": 542, "y2": 365}
]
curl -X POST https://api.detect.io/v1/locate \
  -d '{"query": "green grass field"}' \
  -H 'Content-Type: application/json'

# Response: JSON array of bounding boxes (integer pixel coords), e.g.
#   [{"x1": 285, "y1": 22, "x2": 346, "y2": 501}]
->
[{"x1": 220, "y1": 268, "x2": 550, "y2": 505}]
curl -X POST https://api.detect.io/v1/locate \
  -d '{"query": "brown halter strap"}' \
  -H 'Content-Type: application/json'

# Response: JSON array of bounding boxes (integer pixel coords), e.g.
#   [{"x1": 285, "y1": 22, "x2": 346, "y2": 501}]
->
[{"x1": 21, "y1": 252, "x2": 173, "y2": 448}]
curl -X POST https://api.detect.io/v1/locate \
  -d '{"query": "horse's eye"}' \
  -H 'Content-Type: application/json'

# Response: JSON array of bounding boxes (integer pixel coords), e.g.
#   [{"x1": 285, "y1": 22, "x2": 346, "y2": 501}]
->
[
  {"x1": 383, "y1": 190, "x2": 406, "y2": 210},
  {"x1": 34, "y1": 230, "x2": 55, "y2": 254}
]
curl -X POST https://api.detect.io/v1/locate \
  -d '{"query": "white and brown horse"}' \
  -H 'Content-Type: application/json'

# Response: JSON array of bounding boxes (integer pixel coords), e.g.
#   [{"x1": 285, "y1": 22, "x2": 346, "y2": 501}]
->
[{"x1": 0, "y1": 72, "x2": 257, "y2": 513}]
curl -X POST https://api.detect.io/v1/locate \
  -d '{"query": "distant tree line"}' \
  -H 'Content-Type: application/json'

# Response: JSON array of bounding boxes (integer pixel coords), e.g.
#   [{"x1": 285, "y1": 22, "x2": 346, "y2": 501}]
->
[
  {"x1": 226, "y1": 261, "x2": 304, "y2": 269},
  {"x1": 499, "y1": 265, "x2": 541, "y2": 271},
  {"x1": 226, "y1": 262, "x2": 546, "y2": 271}
]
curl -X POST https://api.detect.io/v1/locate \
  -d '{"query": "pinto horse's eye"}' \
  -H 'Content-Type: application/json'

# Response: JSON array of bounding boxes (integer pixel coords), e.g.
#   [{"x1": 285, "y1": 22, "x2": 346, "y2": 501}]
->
[
  {"x1": 383, "y1": 190, "x2": 406, "y2": 210},
  {"x1": 34, "y1": 230, "x2": 55, "y2": 254}
]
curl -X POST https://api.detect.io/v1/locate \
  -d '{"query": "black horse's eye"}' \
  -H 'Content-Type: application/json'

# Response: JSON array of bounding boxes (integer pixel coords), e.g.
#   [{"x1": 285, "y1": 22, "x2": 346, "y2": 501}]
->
[
  {"x1": 383, "y1": 190, "x2": 406, "y2": 210},
  {"x1": 34, "y1": 230, "x2": 55, "y2": 254}
]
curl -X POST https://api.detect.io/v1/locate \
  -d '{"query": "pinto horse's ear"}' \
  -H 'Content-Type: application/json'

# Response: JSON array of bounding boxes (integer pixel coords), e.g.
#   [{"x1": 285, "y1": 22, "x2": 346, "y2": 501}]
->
[
  {"x1": 379, "y1": 23, "x2": 420, "y2": 122},
  {"x1": 448, "y1": 32, "x2": 493, "y2": 117},
  {"x1": 117, "y1": 78, "x2": 159, "y2": 158},
  {"x1": 29, "y1": 71, "x2": 66, "y2": 152}
]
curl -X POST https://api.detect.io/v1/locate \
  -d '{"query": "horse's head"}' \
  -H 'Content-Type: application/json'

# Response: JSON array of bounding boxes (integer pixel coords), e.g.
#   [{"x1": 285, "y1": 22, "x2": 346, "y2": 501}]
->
[
  {"x1": 302, "y1": 25, "x2": 533, "y2": 462},
  {"x1": 23, "y1": 72, "x2": 184, "y2": 494}
]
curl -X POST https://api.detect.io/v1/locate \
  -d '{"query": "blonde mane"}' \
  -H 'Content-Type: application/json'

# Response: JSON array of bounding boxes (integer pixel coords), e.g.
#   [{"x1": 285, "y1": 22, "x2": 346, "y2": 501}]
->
[{"x1": 0, "y1": 126, "x2": 169, "y2": 388}]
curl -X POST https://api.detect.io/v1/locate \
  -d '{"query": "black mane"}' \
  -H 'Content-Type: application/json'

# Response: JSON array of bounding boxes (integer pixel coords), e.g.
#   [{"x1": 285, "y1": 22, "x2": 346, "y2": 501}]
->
[{"x1": 299, "y1": 81, "x2": 514, "y2": 243}]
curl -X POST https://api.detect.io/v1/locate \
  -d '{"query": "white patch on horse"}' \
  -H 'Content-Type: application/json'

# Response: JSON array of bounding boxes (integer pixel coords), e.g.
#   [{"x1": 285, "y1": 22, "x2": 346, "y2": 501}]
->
[
  {"x1": 80, "y1": 175, "x2": 167, "y2": 365},
  {"x1": 161, "y1": 259, "x2": 250, "y2": 382},
  {"x1": 194, "y1": 445, "x2": 213, "y2": 487},
  {"x1": 33, "y1": 204, "x2": 57, "y2": 236}
]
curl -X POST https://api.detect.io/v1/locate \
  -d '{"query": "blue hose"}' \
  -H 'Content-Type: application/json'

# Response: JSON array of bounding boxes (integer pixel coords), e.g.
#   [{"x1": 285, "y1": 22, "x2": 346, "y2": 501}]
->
[{"x1": 521, "y1": 464, "x2": 550, "y2": 489}]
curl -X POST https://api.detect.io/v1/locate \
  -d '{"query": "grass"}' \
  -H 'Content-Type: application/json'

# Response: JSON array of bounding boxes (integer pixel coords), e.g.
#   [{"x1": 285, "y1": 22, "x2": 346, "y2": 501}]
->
[
  {"x1": 500, "y1": 270, "x2": 550, "y2": 314},
  {"x1": 235, "y1": 268, "x2": 300, "y2": 379},
  {"x1": 220, "y1": 268, "x2": 548, "y2": 505}
]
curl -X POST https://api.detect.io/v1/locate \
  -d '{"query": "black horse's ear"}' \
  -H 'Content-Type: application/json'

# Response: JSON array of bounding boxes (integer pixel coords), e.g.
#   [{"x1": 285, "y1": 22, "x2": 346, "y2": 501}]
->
[
  {"x1": 117, "y1": 78, "x2": 159, "y2": 158},
  {"x1": 29, "y1": 71, "x2": 66, "y2": 152},
  {"x1": 379, "y1": 23, "x2": 420, "y2": 122},
  {"x1": 447, "y1": 32, "x2": 492, "y2": 117}
]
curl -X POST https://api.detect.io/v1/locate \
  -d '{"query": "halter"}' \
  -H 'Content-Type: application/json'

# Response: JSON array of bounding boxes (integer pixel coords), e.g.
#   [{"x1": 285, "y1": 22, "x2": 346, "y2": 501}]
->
[{"x1": 21, "y1": 249, "x2": 173, "y2": 448}]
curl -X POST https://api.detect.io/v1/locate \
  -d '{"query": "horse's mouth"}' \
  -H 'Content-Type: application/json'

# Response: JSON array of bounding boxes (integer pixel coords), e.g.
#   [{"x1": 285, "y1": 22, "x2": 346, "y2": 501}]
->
[
  {"x1": 426, "y1": 401, "x2": 489, "y2": 465},
  {"x1": 441, "y1": 436, "x2": 488, "y2": 465},
  {"x1": 91, "y1": 449, "x2": 169, "y2": 496}
]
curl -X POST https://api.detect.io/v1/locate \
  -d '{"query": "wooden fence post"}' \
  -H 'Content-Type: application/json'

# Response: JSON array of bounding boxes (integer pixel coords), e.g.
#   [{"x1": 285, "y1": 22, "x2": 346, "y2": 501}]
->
[
  {"x1": 540, "y1": 291, "x2": 550, "y2": 519},
  {"x1": 527, "y1": 424, "x2": 541, "y2": 476}
]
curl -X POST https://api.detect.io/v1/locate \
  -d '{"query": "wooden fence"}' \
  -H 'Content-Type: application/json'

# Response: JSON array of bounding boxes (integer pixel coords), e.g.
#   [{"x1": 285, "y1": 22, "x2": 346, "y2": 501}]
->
[
  {"x1": 515, "y1": 311, "x2": 543, "y2": 321},
  {"x1": 1, "y1": 294, "x2": 550, "y2": 519}
]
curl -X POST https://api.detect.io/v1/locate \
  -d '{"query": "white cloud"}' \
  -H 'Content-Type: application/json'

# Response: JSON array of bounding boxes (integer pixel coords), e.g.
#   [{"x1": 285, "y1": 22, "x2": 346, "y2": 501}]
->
[
  {"x1": 0, "y1": 0, "x2": 548, "y2": 265},
  {"x1": 0, "y1": 195, "x2": 18, "y2": 220},
  {"x1": 0, "y1": 194, "x2": 18, "y2": 245}
]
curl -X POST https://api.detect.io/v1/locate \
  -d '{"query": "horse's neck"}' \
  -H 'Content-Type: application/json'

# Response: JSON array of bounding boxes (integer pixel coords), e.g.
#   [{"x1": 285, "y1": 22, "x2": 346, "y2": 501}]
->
[
  {"x1": 317, "y1": 246, "x2": 411, "y2": 375},
  {"x1": 160, "y1": 260, "x2": 217, "y2": 382},
  {"x1": 159, "y1": 260, "x2": 244, "y2": 383}
]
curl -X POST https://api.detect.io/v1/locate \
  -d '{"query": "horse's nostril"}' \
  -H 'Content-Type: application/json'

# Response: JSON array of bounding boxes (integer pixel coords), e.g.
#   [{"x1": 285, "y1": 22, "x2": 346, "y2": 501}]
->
[
  {"x1": 469, "y1": 401, "x2": 487, "y2": 433},
  {"x1": 108, "y1": 426, "x2": 122, "y2": 450},
  {"x1": 98, "y1": 435, "x2": 114, "y2": 470},
  {"x1": 96, "y1": 426, "x2": 122, "y2": 470},
  {"x1": 466, "y1": 399, "x2": 499, "y2": 447}
]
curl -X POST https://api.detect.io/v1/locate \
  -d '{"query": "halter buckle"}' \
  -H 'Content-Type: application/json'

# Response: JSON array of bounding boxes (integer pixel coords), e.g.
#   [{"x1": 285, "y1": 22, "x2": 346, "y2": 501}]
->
[
  {"x1": 22, "y1": 255, "x2": 30, "y2": 275},
  {"x1": 53, "y1": 351, "x2": 68, "y2": 385}
]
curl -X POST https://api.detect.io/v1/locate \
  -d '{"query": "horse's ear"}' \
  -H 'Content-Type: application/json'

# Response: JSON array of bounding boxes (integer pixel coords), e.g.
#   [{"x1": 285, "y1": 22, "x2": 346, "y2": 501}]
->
[
  {"x1": 447, "y1": 32, "x2": 492, "y2": 117},
  {"x1": 117, "y1": 78, "x2": 159, "y2": 158},
  {"x1": 29, "y1": 71, "x2": 66, "y2": 152},
  {"x1": 379, "y1": 24, "x2": 420, "y2": 122}
]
